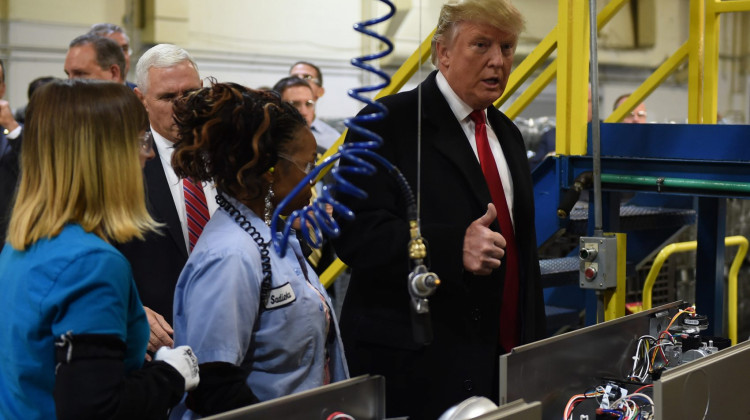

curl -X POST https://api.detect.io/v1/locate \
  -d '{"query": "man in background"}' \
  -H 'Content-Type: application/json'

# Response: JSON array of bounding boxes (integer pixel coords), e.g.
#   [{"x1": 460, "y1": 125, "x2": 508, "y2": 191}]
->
[
  {"x1": 613, "y1": 93, "x2": 647, "y2": 123},
  {"x1": 118, "y1": 44, "x2": 212, "y2": 356},
  {"x1": 273, "y1": 76, "x2": 316, "y2": 130},
  {"x1": 280, "y1": 71, "x2": 348, "y2": 312},
  {"x1": 88, "y1": 23, "x2": 136, "y2": 87},
  {"x1": 64, "y1": 33, "x2": 125, "y2": 82},
  {"x1": 289, "y1": 61, "x2": 341, "y2": 151}
]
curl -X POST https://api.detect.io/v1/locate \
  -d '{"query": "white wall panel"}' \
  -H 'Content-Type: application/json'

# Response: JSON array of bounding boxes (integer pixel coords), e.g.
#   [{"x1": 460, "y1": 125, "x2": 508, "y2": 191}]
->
[{"x1": 0, "y1": 0, "x2": 745, "y2": 124}]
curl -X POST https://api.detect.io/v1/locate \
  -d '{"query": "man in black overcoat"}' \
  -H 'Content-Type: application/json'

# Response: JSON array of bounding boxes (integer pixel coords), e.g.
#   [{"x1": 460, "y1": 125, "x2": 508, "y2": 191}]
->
[{"x1": 333, "y1": 1, "x2": 546, "y2": 418}]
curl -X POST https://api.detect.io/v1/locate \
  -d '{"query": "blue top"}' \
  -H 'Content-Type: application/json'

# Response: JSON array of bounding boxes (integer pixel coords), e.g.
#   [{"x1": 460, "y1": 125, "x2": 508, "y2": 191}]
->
[
  {"x1": 0, "y1": 224, "x2": 149, "y2": 420},
  {"x1": 172, "y1": 195, "x2": 348, "y2": 419}
]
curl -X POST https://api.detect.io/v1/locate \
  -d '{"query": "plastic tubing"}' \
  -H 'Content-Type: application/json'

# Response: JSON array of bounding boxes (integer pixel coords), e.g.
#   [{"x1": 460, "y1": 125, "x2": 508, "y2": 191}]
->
[{"x1": 271, "y1": 0, "x2": 403, "y2": 257}]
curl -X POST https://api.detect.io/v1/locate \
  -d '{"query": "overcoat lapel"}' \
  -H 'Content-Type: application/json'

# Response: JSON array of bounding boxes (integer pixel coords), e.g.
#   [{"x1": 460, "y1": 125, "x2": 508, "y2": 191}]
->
[
  {"x1": 486, "y1": 108, "x2": 528, "y2": 227},
  {"x1": 420, "y1": 74, "x2": 494, "y2": 214}
]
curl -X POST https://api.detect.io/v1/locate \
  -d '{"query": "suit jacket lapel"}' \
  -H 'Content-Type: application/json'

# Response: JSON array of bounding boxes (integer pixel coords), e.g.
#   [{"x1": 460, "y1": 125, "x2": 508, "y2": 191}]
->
[
  {"x1": 144, "y1": 149, "x2": 189, "y2": 259},
  {"x1": 421, "y1": 72, "x2": 494, "y2": 212}
]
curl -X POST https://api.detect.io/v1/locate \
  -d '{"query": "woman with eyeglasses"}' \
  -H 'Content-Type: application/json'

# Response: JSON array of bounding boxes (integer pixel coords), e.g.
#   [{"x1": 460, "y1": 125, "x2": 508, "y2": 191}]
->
[
  {"x1": 0, "y1": 79, "x2": 199, "y2": 419},
  {"x1": 169, "y1": 82, "x2": 347, "y2": 418}
]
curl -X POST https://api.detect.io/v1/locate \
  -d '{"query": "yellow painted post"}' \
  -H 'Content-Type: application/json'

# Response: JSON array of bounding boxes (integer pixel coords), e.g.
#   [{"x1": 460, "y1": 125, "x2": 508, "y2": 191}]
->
[
  {"x1": 703, "y1": 0, "x2": 720, "y2": 124},
  {"x1": 603, "y1": 233, "x2": 627, "y2": 321},
  {"x1": 687, "y1": 0, "x2": 705, "y2": 124},
  {"x1": 556, "y1": 0, "x2": 590, "y2": 156}
]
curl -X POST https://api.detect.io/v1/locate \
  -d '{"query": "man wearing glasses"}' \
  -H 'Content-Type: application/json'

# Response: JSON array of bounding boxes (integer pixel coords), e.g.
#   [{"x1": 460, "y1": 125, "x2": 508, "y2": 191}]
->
[
  {"x1": 289, "y1": 61, "x2": 341, "y2": 151},
  {"x1": 613, "y1": 93, "x2": 647, "y2": 123},
  {"x1": 277, "y1": 70, "x2": 345, "y2": 305},
  {"x1": 273, "y1": 77, "x2": 317, "y2": 131}
]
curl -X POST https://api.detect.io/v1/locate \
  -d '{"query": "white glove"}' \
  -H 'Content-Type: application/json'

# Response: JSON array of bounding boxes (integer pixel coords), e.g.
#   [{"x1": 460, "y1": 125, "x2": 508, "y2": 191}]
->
[{"x1": 154, "y1": 345, "x2": 200, "y2": 391}]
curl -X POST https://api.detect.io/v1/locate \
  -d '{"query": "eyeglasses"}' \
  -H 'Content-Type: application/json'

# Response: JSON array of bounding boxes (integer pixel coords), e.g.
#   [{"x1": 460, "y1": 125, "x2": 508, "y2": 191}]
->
[
  {"x1": 140, "y1": 131, "x2": 153, "y2": 153},
  {"x1": 287, "y1": 99, "x2": 315, "y2": 109},
  {"x1": 278, "y1": 153, "x2": 315, "y2": 175},
  {"x1": 628, "y1": 110, "x2": 647, "y2": 118},
  {"x1": 292, "y1": 73, "x2": 321, "y2": 86}
]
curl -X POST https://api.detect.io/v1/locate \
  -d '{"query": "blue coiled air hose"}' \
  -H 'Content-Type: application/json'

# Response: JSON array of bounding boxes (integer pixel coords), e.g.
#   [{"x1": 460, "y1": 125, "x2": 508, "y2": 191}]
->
[{"x1": 270, "y1": 0, "x2": 416, "y2": 257}]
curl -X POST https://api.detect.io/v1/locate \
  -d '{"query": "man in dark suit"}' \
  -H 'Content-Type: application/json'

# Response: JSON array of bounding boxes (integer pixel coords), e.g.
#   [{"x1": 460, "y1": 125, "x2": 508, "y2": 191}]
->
[
  {"x1": 118, "y1": 44, "x2": 209, "y2": 355},
  {"x1": 332, "y1": 1, "x2": 545, "y2": 418},
  {"x1": 0, "y1": 59, "x2": 24, "y2": 252}
]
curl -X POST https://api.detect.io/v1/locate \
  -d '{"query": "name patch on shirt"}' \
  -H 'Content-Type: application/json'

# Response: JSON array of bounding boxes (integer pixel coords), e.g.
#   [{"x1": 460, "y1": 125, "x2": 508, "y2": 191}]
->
[{"x1": 265, "y1": 282, "x2": 296, "y2": 310}]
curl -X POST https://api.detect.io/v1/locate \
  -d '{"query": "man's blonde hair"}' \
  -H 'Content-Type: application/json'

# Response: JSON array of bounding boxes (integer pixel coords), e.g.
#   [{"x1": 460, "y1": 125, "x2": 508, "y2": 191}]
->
[
  {"x1": 431, "y1": 0, "x2": 525, "y2": 66},
  {"x1": 7, "y1": 79, "x2": 158, "y2": 249}
]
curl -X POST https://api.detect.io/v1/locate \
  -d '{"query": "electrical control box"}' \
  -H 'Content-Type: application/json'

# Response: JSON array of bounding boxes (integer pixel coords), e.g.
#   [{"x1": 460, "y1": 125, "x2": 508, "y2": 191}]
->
[{"x1": 579, "y1": 235, "x2": 618, "y2": 290}]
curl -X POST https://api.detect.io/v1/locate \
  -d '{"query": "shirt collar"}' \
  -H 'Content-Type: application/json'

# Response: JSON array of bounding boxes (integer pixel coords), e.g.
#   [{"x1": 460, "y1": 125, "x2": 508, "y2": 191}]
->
[
  {"x1": 310, "y1": 118, "x2": 322, "y2": 133},
  {"x1": 435, "y1": 70, "x2": 479, "y2": 123},
  {"x1": 151, "y1": 127, "x2": 174, "y2": 162}
]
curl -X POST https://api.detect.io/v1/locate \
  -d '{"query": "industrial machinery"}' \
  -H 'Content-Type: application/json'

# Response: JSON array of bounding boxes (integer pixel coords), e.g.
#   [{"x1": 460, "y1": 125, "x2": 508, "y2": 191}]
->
[
  {"x1": 500, "y1": 301, "x2": 750, "y2": 419},
  {"x1": 203, "y1": 375, "x2": 385, "y2": 420}
]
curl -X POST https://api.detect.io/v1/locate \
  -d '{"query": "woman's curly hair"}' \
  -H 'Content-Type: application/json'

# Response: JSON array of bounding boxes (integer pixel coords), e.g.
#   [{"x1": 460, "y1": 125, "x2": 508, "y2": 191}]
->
[{"x1": 171, "y1": 80, "x2": 306, "y2": 201}]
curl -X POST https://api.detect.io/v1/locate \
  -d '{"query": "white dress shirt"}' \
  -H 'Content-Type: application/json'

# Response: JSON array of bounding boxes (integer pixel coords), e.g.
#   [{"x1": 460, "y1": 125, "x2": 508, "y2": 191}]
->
[
  {"x1": 152, "y1": 128, "x2": 219, "y2": 251},
  {"x1": 435, "y1": 71, "x2": 514, "y2": 224}
]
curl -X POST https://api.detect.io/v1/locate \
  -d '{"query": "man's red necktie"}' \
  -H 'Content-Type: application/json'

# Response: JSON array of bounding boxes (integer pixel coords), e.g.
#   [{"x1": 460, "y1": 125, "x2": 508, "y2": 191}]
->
[
  {"x1": 469, "y1": 109, "x2": 519, "y2": 352},
  {"x1": 183, "y1": 177, "x2": 210, "y2": 252}
]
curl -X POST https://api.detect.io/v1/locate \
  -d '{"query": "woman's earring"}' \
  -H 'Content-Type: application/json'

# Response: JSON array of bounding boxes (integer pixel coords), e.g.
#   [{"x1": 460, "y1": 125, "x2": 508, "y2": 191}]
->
[{"x1": 264, "y1": 183, "x2": 275, "y2": 226}]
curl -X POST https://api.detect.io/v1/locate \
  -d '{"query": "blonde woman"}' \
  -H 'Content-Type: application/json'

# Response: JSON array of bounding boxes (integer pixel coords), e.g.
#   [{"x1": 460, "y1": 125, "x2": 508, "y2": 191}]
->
[{"x1": 0, "y1": 79, "x2": 199, "y2": 419}]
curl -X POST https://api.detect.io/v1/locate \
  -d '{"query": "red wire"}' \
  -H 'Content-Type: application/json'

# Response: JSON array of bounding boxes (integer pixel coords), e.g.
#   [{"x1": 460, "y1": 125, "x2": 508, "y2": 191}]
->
[{"x1": 634, "y1": 384, "x2": 653, "y2": 394}]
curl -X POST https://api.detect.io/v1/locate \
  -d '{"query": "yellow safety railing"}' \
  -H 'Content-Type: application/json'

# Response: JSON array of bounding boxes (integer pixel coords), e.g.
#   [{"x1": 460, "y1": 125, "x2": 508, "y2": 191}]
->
[{"x1": 641, "y1": 236, "x2": 748, "y2": 345}]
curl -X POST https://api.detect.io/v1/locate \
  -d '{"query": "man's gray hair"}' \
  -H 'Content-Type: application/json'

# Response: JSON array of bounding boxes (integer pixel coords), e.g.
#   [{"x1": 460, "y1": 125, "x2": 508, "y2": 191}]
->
[
  {"x1": 89, "y1": 23, "x2": 130, "y2": 43},
  {"x1": 69, "y1": 33, "x2": 126, "y2": 77},
  {"x1": 135, "y1": 44, "x2": 199, "y2": 93}
]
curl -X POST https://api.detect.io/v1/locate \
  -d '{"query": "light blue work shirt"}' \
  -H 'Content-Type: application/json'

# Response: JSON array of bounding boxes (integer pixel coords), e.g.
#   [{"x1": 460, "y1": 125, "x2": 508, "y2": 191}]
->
[
  {"x1": 311, "y1": 118, "x2": 341, "y2": 151},
  {"x1": 172, "y1": 195, "x2": 348, "y2": 419}
]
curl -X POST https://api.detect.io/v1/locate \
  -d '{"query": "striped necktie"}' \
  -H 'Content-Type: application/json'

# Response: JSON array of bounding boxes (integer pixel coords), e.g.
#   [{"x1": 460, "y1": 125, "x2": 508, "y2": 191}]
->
[
  {"x1": 183, "y1": 177, "x2": 210, "y2": 252},
  {"x1": 470, "y1": 109, "x2": 519, "y2": 352}
]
